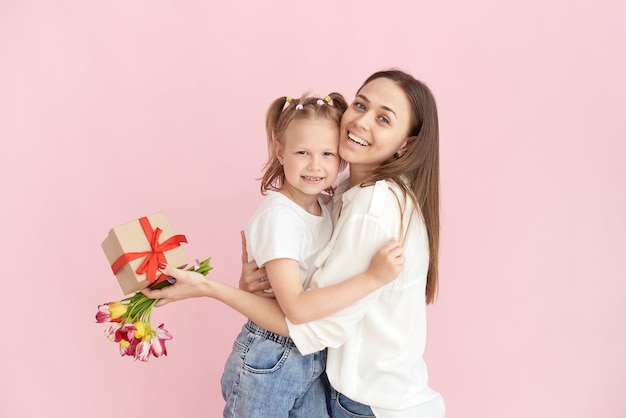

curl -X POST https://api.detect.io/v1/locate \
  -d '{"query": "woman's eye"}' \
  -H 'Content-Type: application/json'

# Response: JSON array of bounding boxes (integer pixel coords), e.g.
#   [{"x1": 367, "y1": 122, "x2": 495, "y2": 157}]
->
[
  {"x1": 354, "y1": 102, "x2": 366, "y2": 110},
  {"x1": 378, "y1": 115, "x2": 390, "y2": 124}
]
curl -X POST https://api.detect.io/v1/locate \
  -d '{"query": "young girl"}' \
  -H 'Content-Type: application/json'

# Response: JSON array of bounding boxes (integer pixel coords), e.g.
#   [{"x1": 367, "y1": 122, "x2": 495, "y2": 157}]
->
[{"x1": 143, "y1": 92, "x2": 404, "y2": 418}]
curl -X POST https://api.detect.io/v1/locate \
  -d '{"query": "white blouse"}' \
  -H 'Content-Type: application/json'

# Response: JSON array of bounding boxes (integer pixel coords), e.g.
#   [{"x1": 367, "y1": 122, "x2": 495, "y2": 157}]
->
[{"x1": 286, "y1": 178, "x2": 445, "y2": 417}]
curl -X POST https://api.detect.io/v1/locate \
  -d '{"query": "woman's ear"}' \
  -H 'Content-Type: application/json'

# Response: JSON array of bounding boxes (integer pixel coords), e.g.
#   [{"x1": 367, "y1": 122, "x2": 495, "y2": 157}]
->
[
  {"x1": 272, "y1": 140, "x2": 284, "y2": 164},
  {"x1": 395, "y1": 140, "x2": 409, "y2": 158}
]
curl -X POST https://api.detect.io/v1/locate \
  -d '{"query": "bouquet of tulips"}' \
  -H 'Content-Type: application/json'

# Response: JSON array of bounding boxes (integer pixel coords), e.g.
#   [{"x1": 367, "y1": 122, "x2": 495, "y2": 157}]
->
[{"x1": 95, "y1": 258, "x2": 212, "y2": 362}]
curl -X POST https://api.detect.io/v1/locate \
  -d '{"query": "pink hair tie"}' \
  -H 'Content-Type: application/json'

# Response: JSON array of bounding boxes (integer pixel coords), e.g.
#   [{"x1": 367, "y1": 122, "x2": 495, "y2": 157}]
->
[
  {"x1": 316, "y1": 99, "x2": 324, "y2": 105},
  {"x1": 295, "y1": 103, "x2": 304, "y2": 110}
]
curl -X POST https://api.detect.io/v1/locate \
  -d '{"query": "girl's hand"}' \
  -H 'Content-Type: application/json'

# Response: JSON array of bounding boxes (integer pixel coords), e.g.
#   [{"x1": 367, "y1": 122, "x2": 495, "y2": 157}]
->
[
  {"x1": 239, "y1": 231, "x2": 274, "y2": 298},
  {"x1": 367, "y1": 238, "x2": 405, "y2": 285},
  {"x1": 141, "y1": 263, "x2": 210, "y2": 307}
]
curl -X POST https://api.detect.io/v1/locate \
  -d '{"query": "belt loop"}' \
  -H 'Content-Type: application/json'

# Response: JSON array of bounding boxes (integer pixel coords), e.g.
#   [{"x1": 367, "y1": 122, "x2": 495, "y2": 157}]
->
[{"x1": 245, "y1": 320, "x2": 294, "y2": 348}]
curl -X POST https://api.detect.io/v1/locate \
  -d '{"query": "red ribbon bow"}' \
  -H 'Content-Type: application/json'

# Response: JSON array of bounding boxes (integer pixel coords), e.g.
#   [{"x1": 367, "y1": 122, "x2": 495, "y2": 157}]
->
[{"x1": 110, "y1": 217, "x2": 187, "y2": 284}]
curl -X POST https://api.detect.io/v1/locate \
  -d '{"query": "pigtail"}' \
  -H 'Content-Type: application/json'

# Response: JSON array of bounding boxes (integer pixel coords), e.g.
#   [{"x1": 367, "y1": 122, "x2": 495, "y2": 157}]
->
[
  {"x1": 327, "y1": 92, "x2": 348, "y2": 114},
  {"x1": 260, "y1": 96, "x2": 292, "y2": 194}
]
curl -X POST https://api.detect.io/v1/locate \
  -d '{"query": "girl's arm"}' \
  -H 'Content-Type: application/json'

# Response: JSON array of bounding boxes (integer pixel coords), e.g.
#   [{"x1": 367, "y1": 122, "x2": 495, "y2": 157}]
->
[{"x1": 265, "y1": 238, "x2": 403, "y2": 324}]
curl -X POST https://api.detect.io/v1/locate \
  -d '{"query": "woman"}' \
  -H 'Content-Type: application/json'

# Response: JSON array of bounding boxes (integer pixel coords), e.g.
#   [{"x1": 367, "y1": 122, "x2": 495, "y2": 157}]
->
[{"x1": 146, "y1": 69, "x2": 445, "y2": 417}]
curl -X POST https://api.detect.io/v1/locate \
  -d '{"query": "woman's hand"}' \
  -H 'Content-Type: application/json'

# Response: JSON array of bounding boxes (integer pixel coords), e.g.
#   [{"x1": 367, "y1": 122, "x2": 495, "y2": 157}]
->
[
  {"x1": 141, "y1": 263, "x2": 211, "y2": 307},
  {"x1": 367, "y1": 238, "x2": 405, "y2": 285},
  {"x1": 238, "y1": 231, "x2": 274, "y2": 298}
]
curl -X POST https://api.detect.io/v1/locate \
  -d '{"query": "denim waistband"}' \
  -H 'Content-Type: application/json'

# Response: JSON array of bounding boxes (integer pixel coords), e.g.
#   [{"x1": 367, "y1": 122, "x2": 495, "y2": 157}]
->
[{"x1": 245, "y1": 320, "x2": 295, "y2": 348}]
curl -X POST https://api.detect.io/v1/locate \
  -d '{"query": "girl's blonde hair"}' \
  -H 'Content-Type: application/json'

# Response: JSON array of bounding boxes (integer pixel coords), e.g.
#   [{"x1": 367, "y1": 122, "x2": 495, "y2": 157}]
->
[{"x1": 260, "y1": 92, "x2": 348, "y2": 194}]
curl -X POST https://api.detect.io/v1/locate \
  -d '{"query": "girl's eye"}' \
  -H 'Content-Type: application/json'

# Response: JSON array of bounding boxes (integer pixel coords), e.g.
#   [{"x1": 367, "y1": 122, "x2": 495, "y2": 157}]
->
[
  {"x1": 378, "y1": 115, "x2": 390, "y2": 124},
  {"x1": 323, "y1": 152, "x2": 335, "y2": 157},
  {"x1": 296, "y1": 151, "x2": 308, "y2": 155}
]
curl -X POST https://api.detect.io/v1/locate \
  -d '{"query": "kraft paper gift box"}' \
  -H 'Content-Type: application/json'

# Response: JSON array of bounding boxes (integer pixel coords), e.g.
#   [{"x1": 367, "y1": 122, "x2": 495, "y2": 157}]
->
[{"x1": 102, "y1": 211, "x2": 189, "y2": 295}]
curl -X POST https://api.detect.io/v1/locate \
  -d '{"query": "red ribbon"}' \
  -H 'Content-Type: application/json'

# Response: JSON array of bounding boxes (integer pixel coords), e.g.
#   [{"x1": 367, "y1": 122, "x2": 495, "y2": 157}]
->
[{"x1": 110, "y1": 217, "x2": 188, "y2": 284}]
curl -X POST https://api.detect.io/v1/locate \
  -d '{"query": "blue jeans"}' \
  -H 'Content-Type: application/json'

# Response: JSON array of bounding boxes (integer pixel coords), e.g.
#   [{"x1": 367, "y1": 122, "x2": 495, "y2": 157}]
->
[
  {"x1": 329, "y1": 387, "x2": 375, "y2": 418},
  {"x1": 329, "y1": 386, "x2": 447, "y2": 418},
  {"x1": 221, "y1": 320, "x2": 329, "y2": 418}
]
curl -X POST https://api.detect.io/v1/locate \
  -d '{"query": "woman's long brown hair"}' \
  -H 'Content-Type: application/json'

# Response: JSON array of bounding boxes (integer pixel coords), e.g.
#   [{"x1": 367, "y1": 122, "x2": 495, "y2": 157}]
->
[{"x1": 358, "y1": 70, "x2": 440, "y2": 304}]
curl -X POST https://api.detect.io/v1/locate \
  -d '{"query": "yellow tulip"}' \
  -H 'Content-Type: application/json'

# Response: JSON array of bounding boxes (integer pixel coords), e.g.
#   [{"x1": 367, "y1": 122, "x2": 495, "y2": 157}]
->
[
  {"x1": 133, "y1": 321, "x2": 146, "y2": 339},
  {"x1": 108, "y1": 302, "x2": 127, "y2": 320}
]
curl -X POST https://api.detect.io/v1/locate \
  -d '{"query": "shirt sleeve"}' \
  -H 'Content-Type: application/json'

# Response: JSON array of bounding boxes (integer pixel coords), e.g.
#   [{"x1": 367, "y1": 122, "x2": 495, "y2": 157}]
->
[
  {"x1": 286, "y1": 202, "x2": 395, "y2": 354},
  {"x1": 246, "y1": 207, "x2": 304, "y2": 267}
]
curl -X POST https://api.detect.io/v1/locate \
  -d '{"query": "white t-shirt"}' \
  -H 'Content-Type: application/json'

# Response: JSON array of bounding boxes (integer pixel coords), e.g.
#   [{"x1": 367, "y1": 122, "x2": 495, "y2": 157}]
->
[
  {"x1": 286, "y1": 178, "x2": 445, "y2": 417},
  {"x1": 244, "y1": 190, "x2": 332, "y2": 290}
]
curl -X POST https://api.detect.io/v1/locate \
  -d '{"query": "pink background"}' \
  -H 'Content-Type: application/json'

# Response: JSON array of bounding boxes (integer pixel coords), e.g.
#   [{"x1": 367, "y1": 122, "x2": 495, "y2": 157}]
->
[{"x1": 1, "y1": 1, "x2": 624, "y2": 417}]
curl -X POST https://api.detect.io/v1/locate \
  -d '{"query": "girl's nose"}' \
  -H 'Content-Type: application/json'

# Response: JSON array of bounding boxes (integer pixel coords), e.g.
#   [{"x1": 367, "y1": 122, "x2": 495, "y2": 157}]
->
[{"x1": 308, "y1": 155, "x2": 321, "y2": 170}]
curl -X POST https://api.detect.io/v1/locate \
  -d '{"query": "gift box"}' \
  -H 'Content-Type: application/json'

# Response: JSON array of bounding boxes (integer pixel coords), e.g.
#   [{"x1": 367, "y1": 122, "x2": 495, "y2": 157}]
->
[{"x1": 102, "y1": 211, "x2": 189, "y2": 295}]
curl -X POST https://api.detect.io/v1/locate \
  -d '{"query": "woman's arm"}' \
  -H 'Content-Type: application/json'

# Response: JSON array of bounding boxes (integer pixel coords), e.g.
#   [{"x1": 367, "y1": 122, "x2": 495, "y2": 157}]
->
[
  {"x1": 141, "y1": 264, "x2": 291, "y2": 336},
  {"x1": 237, "y1": 230, "x2": 273, "y2": 296}
]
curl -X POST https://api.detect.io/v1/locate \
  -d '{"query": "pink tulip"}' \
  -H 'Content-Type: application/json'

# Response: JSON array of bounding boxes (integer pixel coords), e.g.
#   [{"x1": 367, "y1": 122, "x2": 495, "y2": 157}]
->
[
  {"x1": 95, "y1": 310, "x2": 110, "y2": 323},
  {"x1": 155, "y1": 324, "x2": 173, "y2": 340},
  {"x1": 121, "y1": 337, "x2": 140, "y2": 358},
  {"x1": 95, "y1": 304, "x2": 110, "y2": 323},
  {"x1": 150, "y1": 324, "x2": 172, "y2": 357},
  {"x1": 113, "y1": 323, "x2": 136, "y2": 345},
  {"x1": 104, "y1": 322, "x2": 122, "y2": 341},
  {"x1": 150, "y1": 338, "x2": 166, "y2": 357},
  {"x1": 135, "y1": 340, "x2": 152, "y2": 362}
]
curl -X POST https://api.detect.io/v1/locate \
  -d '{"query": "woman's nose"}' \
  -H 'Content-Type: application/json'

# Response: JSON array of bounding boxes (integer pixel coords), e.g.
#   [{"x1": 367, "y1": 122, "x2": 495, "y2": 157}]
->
[{"x1": 354, "y1": 112, "x2": 371, "y2": 130}]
